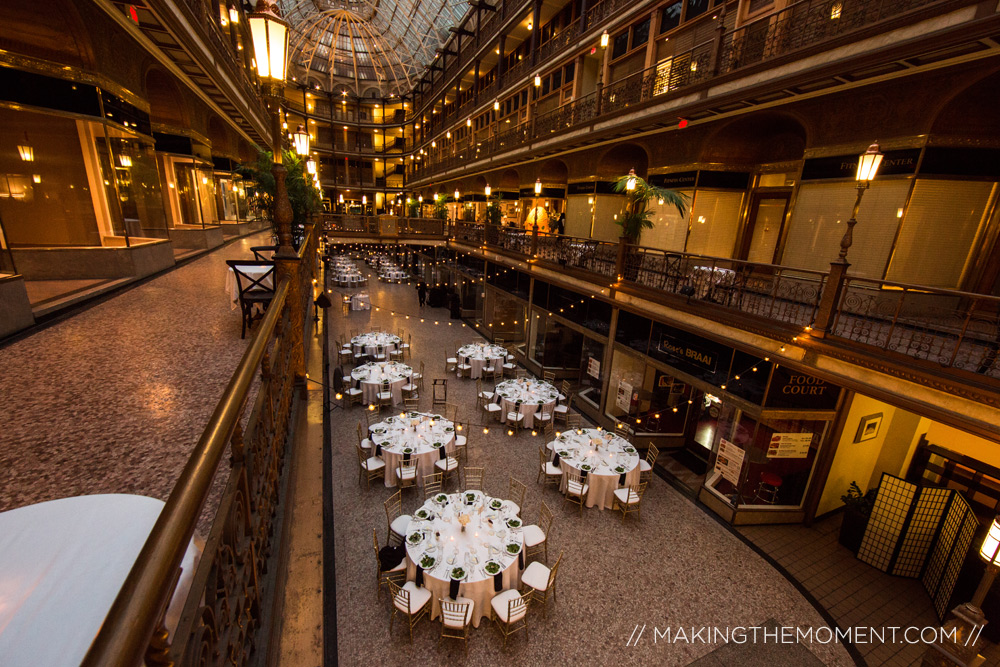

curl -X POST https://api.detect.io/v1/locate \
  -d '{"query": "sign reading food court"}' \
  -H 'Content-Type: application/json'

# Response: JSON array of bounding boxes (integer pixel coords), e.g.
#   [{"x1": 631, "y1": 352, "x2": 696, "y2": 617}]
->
[{"x1": 765, "y1": 364, "x2": 840, "y2": 410}]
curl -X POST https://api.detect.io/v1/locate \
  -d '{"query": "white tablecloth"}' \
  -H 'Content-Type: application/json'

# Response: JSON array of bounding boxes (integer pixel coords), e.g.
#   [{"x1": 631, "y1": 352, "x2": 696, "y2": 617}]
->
[
  {"x1": 350, "y1": 293, "x2": 371, "y2": 310},
  {"x1": 380, "y1": 269, "x2": 407, "y2": 281},
  {"x1": 369, "y1": 412, "x2": 456, "y2": 486},
  {"x1": 549, "y1": 429, "x2": 641, "y2": 510},
  {"x1": 404, "y1": 491, "x2": 524, "y2": 628},
  {"x1": 351, "y1": 332, "x2": 400, "y2": 356},
  {"x1": 0, "y1": 494, "x2": 201, "y2": 667},
  {"x1": 225, "y1": 265, "x2": 273, "y2": 310},
  {"x1": 351, "y1": 361, "x2": 411, "y2": 405},
  {"x1": 494, "y1": 378, "x2": 560, "y2": 429},
  {"x1": 457, "y1": 343, "x2": 506, "y2": 379}
]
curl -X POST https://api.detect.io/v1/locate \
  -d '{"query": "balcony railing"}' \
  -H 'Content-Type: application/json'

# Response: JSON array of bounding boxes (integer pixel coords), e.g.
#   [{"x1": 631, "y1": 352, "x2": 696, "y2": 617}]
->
[
  {"x1": 413, "y1": 0, "x2": 954, "y2": 180},
  {"x1": 323, "y1": 214, "x2": 448, "y2": 237},
  {"x1": 82, "y1": 224, "x2": 320, "y2": 665},
  {"x1": 320, "y1": 221, "x2": 1000, "y2": 386}
]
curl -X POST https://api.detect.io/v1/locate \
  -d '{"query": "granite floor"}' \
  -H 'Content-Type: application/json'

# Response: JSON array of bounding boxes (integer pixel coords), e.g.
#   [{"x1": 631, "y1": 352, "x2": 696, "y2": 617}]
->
[
  {"x1": 0, "y1": 231, "x2": 273, "y2": 518},
  {"x1": 325, "y1": 254, "x2": 854, "y2": 666}
]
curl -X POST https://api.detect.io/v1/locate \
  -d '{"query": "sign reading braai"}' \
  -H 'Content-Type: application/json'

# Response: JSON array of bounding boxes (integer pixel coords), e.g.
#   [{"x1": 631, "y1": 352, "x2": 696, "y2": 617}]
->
[{"x1": 655, "y1": 330, "x2": 718, "y2": 374}]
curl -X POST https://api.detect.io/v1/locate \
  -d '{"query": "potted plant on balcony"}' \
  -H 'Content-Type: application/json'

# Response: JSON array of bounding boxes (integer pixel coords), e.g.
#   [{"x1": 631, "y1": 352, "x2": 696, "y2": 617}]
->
[
  {"x1": 237, "y1": 149, "x2": 321, "y2": 245},
  {"x1": 432, "y1": 194, "x2": 448, "y2": 220},
  {"x1": 485, "y1": 193, "x2": 502, "y2": 227},
  {"x1": 612, "y1": 169, "x2": 688, "y2": 245},
  {"x1": 839, "y1": 481, "x2": 877, "y2": 554}
]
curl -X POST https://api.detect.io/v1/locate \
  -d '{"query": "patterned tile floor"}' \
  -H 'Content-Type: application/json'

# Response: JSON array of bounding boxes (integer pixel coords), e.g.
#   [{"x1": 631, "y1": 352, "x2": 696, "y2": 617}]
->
[
  {"x1": 325, "y1": 256, "x2": 853, "y2": 666},
  {"x1": 0, "y1": 231, "x2": 272, "y2": 516}
]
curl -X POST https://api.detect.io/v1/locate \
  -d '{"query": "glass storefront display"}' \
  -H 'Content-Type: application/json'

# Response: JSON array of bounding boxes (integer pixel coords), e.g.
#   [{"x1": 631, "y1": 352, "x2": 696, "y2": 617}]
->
[
  {"x1": 577, "y1": 336, "x2": 605, "y2": 408},
  {"x1": 485, "y1": 288, "x2": 526, "y2": 346},
  {"x1": 529, "y1": 310, "x2": 583, "y2": 369}
]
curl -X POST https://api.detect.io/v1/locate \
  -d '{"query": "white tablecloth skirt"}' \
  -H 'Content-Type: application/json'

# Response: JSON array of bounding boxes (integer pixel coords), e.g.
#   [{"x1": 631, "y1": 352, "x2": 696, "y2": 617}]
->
[
  {"x1": 558, "y1": 466, "x2": 641, "y2": 510},
  {"x1": 350, "y1": 294, "x2": 371, "y2": 310},
  {"x1": 225, "y1": 267, "x2": 273, "y2": 311},
  {"x1": 380, "y1": 439, "x2": 456, "y2": 487},
  {"x1": 360, "y1": 378, "x2": 406, "y2": 405},
  {"x1": 353, "y1": 342, "x2": 398, "y2": 357},
  {"x1": 404, "y1": 556, "x2": 521, "y2": 628},
  {"x1": 459, "y1": 355, "x2": 503, "y2": 380},
  {"x1": 499, "y1": 398, "x2": 555, "y2": 429}
]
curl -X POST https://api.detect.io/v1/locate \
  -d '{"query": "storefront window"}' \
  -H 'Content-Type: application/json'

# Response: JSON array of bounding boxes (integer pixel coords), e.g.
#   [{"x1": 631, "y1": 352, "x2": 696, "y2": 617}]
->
[
  {"x1": 578, "y1": 336, "x2": 605, "y2": 408},
  {"x1": 615, "y1": 310, "x2": 651, "y2": 354},
  {"x1": 487, "y1": 288, "x2": 527, "y2": 345},
  {"x1": 529, "y1": 310, "x2": 584, "y2": 369},
  {"x1": 706, "y1": 410, "x2": 829, "y2": 508},
  {"x1": 605, "y1": 348, "x2": 645, "y2": 423}
]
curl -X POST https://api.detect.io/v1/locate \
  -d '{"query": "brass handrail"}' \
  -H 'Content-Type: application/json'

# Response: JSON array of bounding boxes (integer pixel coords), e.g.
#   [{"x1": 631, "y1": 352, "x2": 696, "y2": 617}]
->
[{"x1": 81, "y1": 277, "x2": 292, "y2": 667}]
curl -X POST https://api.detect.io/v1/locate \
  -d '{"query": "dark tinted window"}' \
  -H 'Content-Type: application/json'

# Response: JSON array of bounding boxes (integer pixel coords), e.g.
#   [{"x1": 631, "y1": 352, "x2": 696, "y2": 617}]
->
[
  {"x1": 612, "y1": 31, "x2": 629, "y2": 59},
  {"x1": 686, "y1": 0, "x2": 710, "y2": 20},
  {"x1": 615, "y1": 310, "x2": 651, "y2": 354},
  {"x1": 632, "y1": 19, "x2": 650, "y2": 48},
  {"x1": 660, "y1": 2, "x2": 682, "y2": 32}
]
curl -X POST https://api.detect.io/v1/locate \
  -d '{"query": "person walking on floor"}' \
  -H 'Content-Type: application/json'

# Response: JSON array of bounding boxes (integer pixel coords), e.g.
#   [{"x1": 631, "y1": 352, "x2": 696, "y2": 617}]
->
[{"x1": 417, "y1": 281, "x2": 427, "y2": 307}]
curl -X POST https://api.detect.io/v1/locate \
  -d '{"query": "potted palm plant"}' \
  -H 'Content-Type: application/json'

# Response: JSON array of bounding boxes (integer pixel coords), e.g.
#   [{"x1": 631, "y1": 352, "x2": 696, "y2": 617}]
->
[
  {"x1": 838, "y1": 481, "x2": 877, "y2": 554},
  {"x1": 237, "y1": 148, "x2": 322, "y2": 246},
  {"x1": 612, "y1": 169, "x2": 688, "y2": 245}
]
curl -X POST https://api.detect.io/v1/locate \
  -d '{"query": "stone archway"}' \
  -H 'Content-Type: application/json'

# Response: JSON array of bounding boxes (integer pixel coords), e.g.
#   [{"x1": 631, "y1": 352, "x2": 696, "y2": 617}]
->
[
  {"x1": 144, "y1": 68, "x2": 187, "y2": 128},
  {"x1": 699, "y1": 112, "x2": 807, "y2": 165}
]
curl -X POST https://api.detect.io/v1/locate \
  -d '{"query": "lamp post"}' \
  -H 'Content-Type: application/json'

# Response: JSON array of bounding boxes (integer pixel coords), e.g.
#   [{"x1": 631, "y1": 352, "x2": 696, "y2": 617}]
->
[
  {"x1": 922, "y1": 517, "x2": 997, "y2": 666},
  {"x1": 812, "y1": 142, "x2": 883, "y2": 334},
  {"x1": 293, "y1": 125, "x2": 310, "y2": 156}
]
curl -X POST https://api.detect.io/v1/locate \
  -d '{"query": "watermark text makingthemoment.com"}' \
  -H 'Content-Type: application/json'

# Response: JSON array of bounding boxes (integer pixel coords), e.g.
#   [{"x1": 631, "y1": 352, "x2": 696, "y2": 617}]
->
[{"x1": 624, "y1": 624, "x2": 983, "y2": 648}]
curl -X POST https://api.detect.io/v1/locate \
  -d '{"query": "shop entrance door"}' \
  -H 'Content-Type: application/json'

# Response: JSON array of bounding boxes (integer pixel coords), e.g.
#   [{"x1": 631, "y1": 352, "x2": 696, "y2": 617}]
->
[
  {"x1": 663, "y1": 389, "x2": 719, "y2": 492},
  {"x1": 740, "y1": 192, "x2": 790, "y2": 264}
]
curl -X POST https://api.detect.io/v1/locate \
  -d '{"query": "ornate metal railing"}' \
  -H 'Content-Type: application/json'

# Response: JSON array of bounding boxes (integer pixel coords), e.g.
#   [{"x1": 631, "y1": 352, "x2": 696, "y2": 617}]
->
[
  {"x1": 623, "y1": 246, "x2": 828, "y2": 328},
  {"x1": 534, "y1": 231, "x2": 619, "y2": 279},
  {"x1": 322, "y1": 214, "x2": 448, "y2": 237},
  {"x1": 453, "y1": 221, "x2": 485, "y2": 245},
  {"x1": 82, "y1": 224, "x2": 320, "y2": 666},
  {"x1": 831, "y1": 277, "x2": 1000, "y2": 379},
  {"x1": 414, "y1": 0, "x2": 961, "y2": 181}
]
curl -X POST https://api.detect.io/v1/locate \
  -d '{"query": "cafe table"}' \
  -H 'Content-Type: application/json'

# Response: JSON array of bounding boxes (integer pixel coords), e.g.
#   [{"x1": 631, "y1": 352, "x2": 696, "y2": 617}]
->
[
  {"x1": 494, "y1": 378, "x2": 561, "y2": 429},
  {"x1": 351, "y1": 361, "x2": 411, "y2": 405},
  {"x1": 369, "y1": 411, "x2": 457, "y2": 487},
  {"x1": 403, "y1": 490, "x2": 524, "y2": 628},
  {"x1": 456, "y1": 342, "x2": 506, "y2": 379},
  {"x1": 0, "y1": 494, "x2": 200, "y2": 667},
  {"x1": 225, "y1": 263, "x2": 273, "y2": 310},
  {"x1": 549, "y1": 428, "x2": 641, "y2": 510}
]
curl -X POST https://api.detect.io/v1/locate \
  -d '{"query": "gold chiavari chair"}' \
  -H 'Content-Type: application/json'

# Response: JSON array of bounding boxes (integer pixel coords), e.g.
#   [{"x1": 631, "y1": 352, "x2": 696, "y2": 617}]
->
[
  {"x1": 434, "y1": 449, "x2": 459, "y2": 486},
  {"x1": 464, "y1": 466, "x2": 485, "y2": 491},
  {"x1": 508, "y1": 476, "x2": 527, "y2": 516},
  {"x1": 490, "y1": 590, "x2": 530, "y2": 648},
  {"x1": 560, "y1": 379, "x2": 572, "y2": 399},
  {"x1": 438, "y1": 597, "x2": 475, "y2": 654},
  {"x1": 387, "y1": 578, "x2": 431, "y2": 644},
  {"x1": 613, "y1": 481, "x2": 649, "y2": 523},
  {"x1": 403, "y1": 396, "x2": 420, "y2": 411},
  {"x1": 553, "y1": 392, "x2": 574, "y2": 424},
  {"x1": 524, "y1": 502, "x2": 554, "y2": 564},
  {"x1": 537, "y1": 447, "x2": 561, "y2": 488},
  {"x1": 514, "y1": 368, "x2": 529, "y2": 379},
  {"x1": 563, "y1": 469, "x2": 589, "y2": 516},
  {"x1": 383, "y1": 490, "x2": 412, "y2": 546},
  {"x1": 542, "y1": 370, "x2": 556, "y2": 384},
  {"x1": 521, "y1": 551, "x2": 563, "y2": 619},
  {"x1": 373, "y1": 528, "x2": 405, "y2": 599},
  {"x1": 357, "y1": 445, "x2": 385, "y2": 491},
  {"x1": 357, "y1": 422, "x2": 373, "y2": 452},
  {"x1": 453, "y1": 421, "x2": 468, "y2": 464},
  {"x1": 476, "y1": 378, "x2": 494, "y2": 402},
  {"x1": 444, "y1": 402, "x2": 459, "y2": 423},
  {"x1": 640, "y1": 443, "x2": 659, "y2": 483},
  {"x1": 445, "y1": 348, "x2": 458, "y2": 373},
  {"x1": 414, "y1": 361, "x2": 425, "y2": 391},
  {"x1": 366, "y1": 406, "x2": 383, "y2": 428},
  {"x1": 565, "y1": 413, "x2": 582, "y2": 430},
  {"x1": 540, "y1": 420, "x2": 556, "y2": 440},
  {"x1": 396, "y1": 461, "x2": 418, "y2": 493},
  {"x1": 423, "y1": 472, "x2": 443, "y2": 500}
]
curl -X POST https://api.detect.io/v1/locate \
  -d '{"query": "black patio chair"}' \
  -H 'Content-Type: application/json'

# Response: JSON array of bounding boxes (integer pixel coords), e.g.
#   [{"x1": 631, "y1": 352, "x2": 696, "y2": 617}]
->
[
  {"x1": 227, "y1": 259, "x2": 276, "y2": 339},
  {"x1": 249, "y1": 245, "x2": 279, "y2": 261}
]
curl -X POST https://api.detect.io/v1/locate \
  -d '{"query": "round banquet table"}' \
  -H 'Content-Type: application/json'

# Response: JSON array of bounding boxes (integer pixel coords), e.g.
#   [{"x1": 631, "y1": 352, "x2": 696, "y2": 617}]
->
[
  {"x1": 351, "y1": 361, "x2": 411, "y2": 405},
  {"x1": 549, "y1": 428, "x2": 641, "y2": 510},
  {"x1": 456, "y1": 343, "x2": 506, "y2": 379},
  {"x1": 403, "y1": 490, "x2": 525, "y2": 628},
  {"x1": 350, "y1": 293, "x2": 371, "y2": 310},
  {"x1": 380, "y1": 269, "x2": 407, "y2": 281},
  {"x1": 494, "y1": 378, "x2": 560, "y2": 429},
  {"x1": 351, "y1": 331, "x2": 400, "y2": 357},
  {"x1": 369, "y1": 412, "x2": 457, "y2": 487},
  {"x1": 0, "y1": 494, "x2": 201, "y2": 667}
]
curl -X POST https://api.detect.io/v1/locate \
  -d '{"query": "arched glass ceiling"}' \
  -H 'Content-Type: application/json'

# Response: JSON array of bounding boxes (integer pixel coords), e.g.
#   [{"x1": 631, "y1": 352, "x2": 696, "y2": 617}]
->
[{"x1": 278, "y1": 0, "x2": 470, "y2": 96}]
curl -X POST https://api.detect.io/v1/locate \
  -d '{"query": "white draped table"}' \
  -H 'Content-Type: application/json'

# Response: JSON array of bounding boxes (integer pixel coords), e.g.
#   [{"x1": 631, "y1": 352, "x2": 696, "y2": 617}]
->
[
  {"x1": 225, "y1": 264, "x2": 273, "y2": 310},
  {"x1": 369, "y1": 412, "x2": 456, "y2": 487},
  {"x1": 403, "y1": 490, "x2": 525, "y2": 628},
  {"x1": 0, "y1": 494, "x2": 201, "y2": 667},
  {"x1": 457, "y1": 343, "x2": 506, "y2": 379},
  {"x1": 494, "y1": 378, "x2": 560, "y2": 429},
  {"x1": 350, "y1": 293, "x2": 371, "y2": 310},
  {"x1": 549, "y1": 428, "x2": 641, "y2": 510},
  {"x1": 351, "y1": 361, "x2": 411, "y2": 405},
  {"x1": 351, "y1": 331, "x2": 400, "y2": 357}
]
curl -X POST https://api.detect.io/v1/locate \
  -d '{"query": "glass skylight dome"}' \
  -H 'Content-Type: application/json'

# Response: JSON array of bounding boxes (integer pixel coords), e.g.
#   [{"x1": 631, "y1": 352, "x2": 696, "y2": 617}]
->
[{"x1": 279, "y1": 0, "x2": 470, "y2": 96}]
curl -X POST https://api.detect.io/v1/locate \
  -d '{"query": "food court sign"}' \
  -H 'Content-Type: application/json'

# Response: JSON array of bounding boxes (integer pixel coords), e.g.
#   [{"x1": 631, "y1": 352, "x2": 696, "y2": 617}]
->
[{"x1": 765, "y1": 365, "x2": 840, "y2": 410}]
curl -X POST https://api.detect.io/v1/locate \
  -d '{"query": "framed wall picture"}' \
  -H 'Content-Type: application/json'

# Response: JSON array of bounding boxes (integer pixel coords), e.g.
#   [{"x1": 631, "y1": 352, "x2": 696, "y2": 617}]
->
[{"x1": 855, "y1": 413, "x2": 884, "y2": 443}]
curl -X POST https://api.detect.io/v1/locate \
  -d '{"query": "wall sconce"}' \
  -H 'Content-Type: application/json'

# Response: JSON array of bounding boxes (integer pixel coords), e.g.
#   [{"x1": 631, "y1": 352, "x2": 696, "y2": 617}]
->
[{"x1": 600, "y1": 30, "x2": 609, "y2": 48}]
